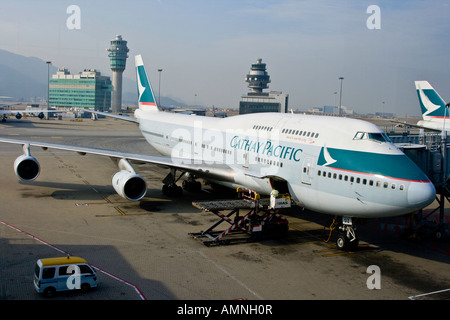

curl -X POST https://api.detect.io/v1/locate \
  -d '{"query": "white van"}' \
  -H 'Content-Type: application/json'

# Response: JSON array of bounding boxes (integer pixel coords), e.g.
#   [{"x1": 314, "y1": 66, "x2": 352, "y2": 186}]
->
[{"x1": 34, "y1": 256, "x2": 97, "y2": 297}]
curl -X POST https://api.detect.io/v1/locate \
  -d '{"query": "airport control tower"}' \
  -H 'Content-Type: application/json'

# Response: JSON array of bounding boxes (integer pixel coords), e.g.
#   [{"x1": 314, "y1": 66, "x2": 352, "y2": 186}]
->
[
  {"x1": 239, "y1": 58, "x2": 288, "y2": 114},
  {"x1": 107, "y1": 35, "x2": 129, "y2": 113},
  {"x1": 245, "y1": 58, "x2": 271, "y2": 93}
]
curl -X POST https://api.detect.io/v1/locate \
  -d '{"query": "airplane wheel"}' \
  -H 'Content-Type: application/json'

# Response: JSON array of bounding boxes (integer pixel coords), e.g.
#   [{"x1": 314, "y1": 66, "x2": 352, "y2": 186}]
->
[
  {"x1": 182, "y1": 180, "x2": 202, "y2": 192},
  {"x1": 163, "y1": 184, "x2": 183, "y2": 197},
  {"x1": 336, "y1": 233, "x2": 348, "y2": 251},
  {"x1": 336, "y1": 233, "x2": 358, "y2": 251},
  {"x1": 434, "y1": 227, "x2": 445, "y2": 241}
]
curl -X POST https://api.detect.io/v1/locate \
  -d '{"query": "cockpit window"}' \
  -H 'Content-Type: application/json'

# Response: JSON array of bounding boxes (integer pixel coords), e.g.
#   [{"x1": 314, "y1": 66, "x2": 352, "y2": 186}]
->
[{"x1": 353, "y1": 131, "x2": 391, "y2": 143}]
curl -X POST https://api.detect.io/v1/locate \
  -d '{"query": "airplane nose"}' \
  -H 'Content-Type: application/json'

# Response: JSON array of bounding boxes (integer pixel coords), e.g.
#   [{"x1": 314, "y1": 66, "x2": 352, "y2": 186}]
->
[{"x1": 407, "y1": 182, "x2": 436, "y2": 208}]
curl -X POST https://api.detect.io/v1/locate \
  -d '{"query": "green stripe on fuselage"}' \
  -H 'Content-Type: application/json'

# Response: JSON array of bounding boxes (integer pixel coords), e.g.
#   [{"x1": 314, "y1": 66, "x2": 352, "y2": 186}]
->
[{"x1": 318, "y1": 147, "x2": 429, "y2": 182}]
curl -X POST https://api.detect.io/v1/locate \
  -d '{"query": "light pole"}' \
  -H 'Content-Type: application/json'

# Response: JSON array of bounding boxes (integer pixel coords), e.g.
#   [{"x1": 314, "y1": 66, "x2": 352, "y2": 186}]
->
[
  {"x1": 46, "y1": 61, "x2": 51, "y2": 119},
  {"x1": 338, "y1": 77, "x2": 344, "y2": 116},
  {"x1": 158, "y1": 69, "x2": 163, "y2": 106}
]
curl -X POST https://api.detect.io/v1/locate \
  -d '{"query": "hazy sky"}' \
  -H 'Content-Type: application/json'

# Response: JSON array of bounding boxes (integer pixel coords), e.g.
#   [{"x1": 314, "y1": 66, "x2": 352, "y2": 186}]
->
[{"x1": 1, "y1": 0, "x2": 450, "y2": 116}]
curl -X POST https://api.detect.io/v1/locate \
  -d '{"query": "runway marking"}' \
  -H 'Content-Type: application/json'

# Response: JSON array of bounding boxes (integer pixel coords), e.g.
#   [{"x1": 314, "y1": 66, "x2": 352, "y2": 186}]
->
[
  {"x1": 95, "y1": 207, "x2": 152, "y2": 217},
  {"x1": 199, "y1": 251, "x2": 263, "y2": 300},
  {"x1": 115, "y1": 207, "x2": 126, "y2": 216},
  {"x1": 0, "y1": 220, "x2": 147, "y2": 300},
  {"x1": 409, "y1": 288, "x2": 450, "y2": 300}
]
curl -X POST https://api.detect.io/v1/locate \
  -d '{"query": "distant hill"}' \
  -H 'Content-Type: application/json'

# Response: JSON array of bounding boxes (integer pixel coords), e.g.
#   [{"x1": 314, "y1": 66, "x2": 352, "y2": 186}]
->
[
  {"x1": 0, "y1": 49, "x2": 198, "y2": 108},
  {"x1": 0, "y1": 49, "x2": 58, "y2": 100}
]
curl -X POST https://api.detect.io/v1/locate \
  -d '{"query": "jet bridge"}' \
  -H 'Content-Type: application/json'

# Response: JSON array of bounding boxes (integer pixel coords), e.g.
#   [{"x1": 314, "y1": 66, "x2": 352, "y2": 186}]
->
[
  {"x1": 190, "y1": 188, "x2": 290, "y2": 246},
  {"x1": 391, "y1": 132, "x2": 450, "y2": 239}
]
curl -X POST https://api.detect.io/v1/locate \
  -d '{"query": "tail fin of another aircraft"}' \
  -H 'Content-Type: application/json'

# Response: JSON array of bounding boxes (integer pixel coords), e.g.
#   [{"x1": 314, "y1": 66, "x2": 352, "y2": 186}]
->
[
  {"x1": 415, "y1": 81, "x2": 447, "y2": 120},
  {"x1": 135, "y1": 55, "x2": 160, "y2": 112}
]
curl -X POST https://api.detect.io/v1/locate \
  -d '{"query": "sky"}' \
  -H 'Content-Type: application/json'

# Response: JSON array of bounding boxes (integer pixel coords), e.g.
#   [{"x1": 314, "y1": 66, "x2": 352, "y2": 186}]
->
[{"x1": 1, "y1": 0, "x2": 450, "y2": 116}]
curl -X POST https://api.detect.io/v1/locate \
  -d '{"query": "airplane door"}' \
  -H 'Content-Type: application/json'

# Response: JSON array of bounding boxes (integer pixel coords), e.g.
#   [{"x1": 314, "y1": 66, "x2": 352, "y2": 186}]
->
[
  {"x1": 164, "y1": 134, "x2": 170, "y2": 147},
  {"x1": 301, "y1": 157, "x2": 314, "y2": 185}
]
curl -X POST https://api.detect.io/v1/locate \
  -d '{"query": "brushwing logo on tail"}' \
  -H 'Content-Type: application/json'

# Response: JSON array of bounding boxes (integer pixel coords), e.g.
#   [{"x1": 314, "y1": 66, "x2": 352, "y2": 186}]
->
[
  {"x1": 415, "y1": 81, "x2": 446, "y2": 119},
  {"x1": 418, "y1": 88, "x2": 441, "y2": 117},
  {"x1": 136, "y1": 65, "x2": 156, "y2": 106},
  {"x1": 137, "y1": 69, "x2": 147, "y2": 102}
]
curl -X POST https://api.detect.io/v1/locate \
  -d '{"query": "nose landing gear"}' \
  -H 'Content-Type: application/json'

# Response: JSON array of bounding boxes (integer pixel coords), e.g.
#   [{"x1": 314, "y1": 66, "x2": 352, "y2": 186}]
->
[{"x1": 335, "y1": 217, "x2": 359, "y2": 251}]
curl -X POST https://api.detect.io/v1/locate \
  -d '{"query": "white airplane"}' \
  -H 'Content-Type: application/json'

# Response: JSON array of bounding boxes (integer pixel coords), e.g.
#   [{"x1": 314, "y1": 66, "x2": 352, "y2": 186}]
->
[
  {"x1": 0, "y1": 55, "x2": 436, "y2": 250},
  {"x1": 414, "y1": 80, "x2": 450, "y2": 132},
  {"x1": 0, "y1": 104, "x2": 55, "y2": 122}
]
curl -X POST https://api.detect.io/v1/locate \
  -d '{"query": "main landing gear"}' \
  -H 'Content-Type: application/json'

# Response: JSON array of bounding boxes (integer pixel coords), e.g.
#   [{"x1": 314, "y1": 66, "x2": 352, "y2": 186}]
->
[
  {"x1": 335, "y1": 217, "x2": 359, "y2": 251},
  {"x1": 162, "y1": 170, "x2": 201, "y2": 197}
]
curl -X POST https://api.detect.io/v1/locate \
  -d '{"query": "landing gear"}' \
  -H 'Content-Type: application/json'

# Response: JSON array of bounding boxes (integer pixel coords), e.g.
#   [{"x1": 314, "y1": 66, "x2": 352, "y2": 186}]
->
[
  {"x1": 162, "y1": 169, "x2": 183, "y2": 197},
  {"x1": 335, "y1": 217, "x2": 359, "y2": 251},
  {"x1": 162, "y1": 183, "x2": 183, "y2": 197},
  {"x1": 162, "y1": 170, "x2": 201, "y2": 197},
  {"x1": 182, "y1": 173, "x2": 202, "y2": 193}
]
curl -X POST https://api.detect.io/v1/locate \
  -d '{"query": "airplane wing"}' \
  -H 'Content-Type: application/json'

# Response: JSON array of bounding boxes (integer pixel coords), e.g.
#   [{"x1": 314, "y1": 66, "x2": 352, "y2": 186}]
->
[
  {"x1": 0, "y1": 103, "x2": 20, "y2": 108},
  {"x1": 0, "y1": 137, "x2": 236, "y2": 182},
  {"x1": 389, "y1": 119, "x2": 442, "y2": 132},
  {"x1": 77, "y1": 109, "x2": 138, "y2": 123}
]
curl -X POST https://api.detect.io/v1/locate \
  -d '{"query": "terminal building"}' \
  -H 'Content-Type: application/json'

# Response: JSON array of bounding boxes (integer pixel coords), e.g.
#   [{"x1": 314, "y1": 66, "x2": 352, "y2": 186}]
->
[
  {"x1": 49, "y1": 68, "x2": 112, "y2": 111},
  {"x1": 239, "y1": 58, "x2": 289, "y2": 114}
]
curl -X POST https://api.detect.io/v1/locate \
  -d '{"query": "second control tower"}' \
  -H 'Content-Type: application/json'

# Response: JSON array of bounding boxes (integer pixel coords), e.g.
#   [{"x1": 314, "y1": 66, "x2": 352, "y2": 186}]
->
[
  {"x1": 107, "y1": 35, "x2": 129, "y2": 113},
  {"x1": 245, "y1": 58, "x2": 271, "y2": 93}
]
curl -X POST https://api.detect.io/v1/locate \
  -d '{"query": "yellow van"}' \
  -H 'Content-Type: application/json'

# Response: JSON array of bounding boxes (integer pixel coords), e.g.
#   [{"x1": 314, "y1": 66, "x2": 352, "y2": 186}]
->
[{"x1": 34, "y1": 256, "x2": 97, "y2": 297}]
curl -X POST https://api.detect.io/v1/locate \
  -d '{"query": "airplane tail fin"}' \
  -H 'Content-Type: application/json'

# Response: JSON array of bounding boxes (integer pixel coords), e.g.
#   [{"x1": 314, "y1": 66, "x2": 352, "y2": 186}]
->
[
  {"x1": 135, "y1": 55, "x2": 160, "y2": 112},
  {"x1": 415, "y1": 81, "x2": 447, "y2": 120}
]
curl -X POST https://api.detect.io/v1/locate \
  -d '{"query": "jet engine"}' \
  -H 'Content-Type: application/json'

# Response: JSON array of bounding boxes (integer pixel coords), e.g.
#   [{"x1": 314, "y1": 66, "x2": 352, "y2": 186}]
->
[
  {"x1": 14, "y1": 153, "x2": 40, "y2": 181},
  {"x1": 15, "y1": 113, "x2": 22, "y2": 120},
  {"x1": 112, "y1": 159, "x2": 147, "y2": 201}
]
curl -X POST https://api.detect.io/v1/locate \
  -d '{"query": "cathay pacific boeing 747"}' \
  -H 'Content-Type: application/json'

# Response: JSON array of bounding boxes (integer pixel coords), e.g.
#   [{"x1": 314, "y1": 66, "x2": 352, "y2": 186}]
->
[{"x1": 0, "y1": 55, "x2": 436, "y2": 250}]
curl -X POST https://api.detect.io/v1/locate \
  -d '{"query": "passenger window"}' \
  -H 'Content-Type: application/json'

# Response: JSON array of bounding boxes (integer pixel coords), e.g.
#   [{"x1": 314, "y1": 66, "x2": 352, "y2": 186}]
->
[
  {"x1": 59, "y1": 266, "x2": 70, "y2": 276},
  {"x1": 383, "y1": 182, "x2": 388, "y2": 188},
  {"x1": 79, "y1": 265, "x2": 94, "y2": 274},
  {"x1": 42, "y1": 267, "x2": 56, "y2": 279}
]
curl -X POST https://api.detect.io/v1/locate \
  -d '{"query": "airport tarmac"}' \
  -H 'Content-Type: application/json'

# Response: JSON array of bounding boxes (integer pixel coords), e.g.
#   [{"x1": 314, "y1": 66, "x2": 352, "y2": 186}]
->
[{"x1": 0, "y1": 116, "x2": 450, "y2": 301}]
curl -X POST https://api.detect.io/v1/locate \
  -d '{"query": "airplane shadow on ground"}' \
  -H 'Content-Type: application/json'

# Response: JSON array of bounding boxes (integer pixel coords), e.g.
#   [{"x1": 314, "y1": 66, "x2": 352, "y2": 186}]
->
[{"x1": 19, "y1": 180, "x2": 115, "y2": 201}]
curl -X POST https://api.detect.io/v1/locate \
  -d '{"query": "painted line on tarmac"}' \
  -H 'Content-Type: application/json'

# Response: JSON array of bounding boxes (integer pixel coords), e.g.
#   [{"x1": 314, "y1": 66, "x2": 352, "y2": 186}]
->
[
  {"x1": 0, "y1": 220, "x2": 146, "y2": 300},
  {"x1": 408, "y1": 288, "x2": 450, "y2": 300}
]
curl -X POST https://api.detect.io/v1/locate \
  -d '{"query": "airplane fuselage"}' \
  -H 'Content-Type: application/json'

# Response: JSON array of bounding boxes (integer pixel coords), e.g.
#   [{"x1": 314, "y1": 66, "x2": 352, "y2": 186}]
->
[{"x1": 135, "y1": 109, "x2": 435, "y2": 218}]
